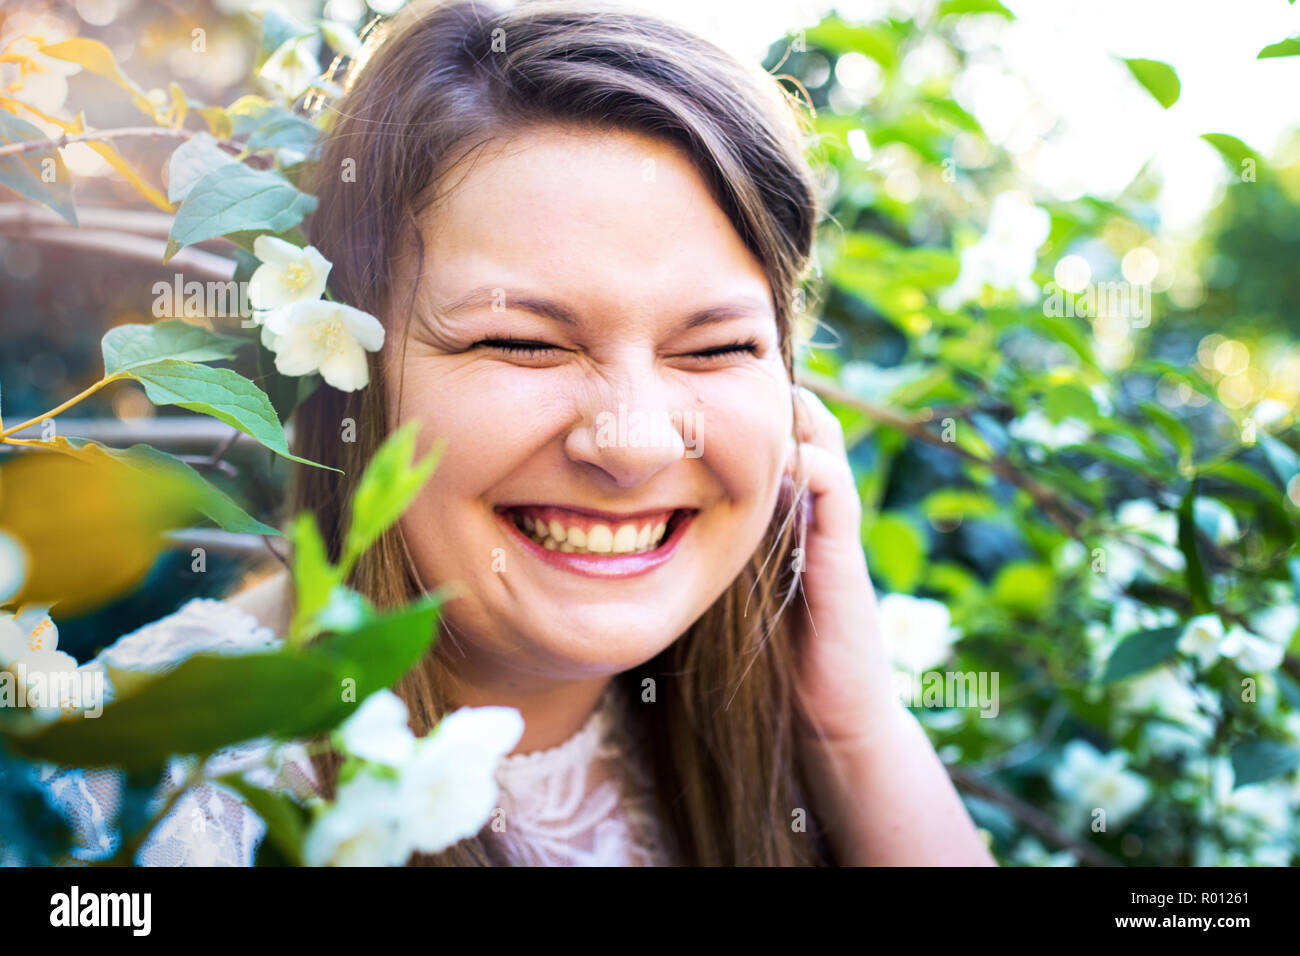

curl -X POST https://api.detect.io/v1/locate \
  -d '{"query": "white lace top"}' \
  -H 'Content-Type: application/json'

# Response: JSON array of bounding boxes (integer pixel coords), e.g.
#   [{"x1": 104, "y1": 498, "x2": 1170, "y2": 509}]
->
[{"x1": 40, "y1": 598, "x2": 679, "y2": 867}]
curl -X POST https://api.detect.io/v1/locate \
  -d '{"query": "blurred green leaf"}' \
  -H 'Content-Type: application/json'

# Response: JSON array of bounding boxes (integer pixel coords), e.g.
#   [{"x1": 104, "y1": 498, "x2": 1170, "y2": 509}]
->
[
  {"x1": 1230, "y1": 738, "x2": 1300, "y2": 787},
  {"x1": 991, "y1": 561, "x2": 1056, "y2": 616},
  {"x1": 1257, "y1": 35, "x2": 1300, "y2": 59},
  {"x1": 1177, "y1": 487, "x2": 1213, "y2": 615},
  {"x1": 1120, "y1": 58, "x2": 1180, "y2": 108},
  {"x1": 1100, "y1": 625, "x2": 1182, "y2": 684},
  {"x1": 864, "y1": 512, "x2": 926, "y2": 592},
  {"x1": 0, "y1": 112, "x2": 77, "y2": 225}
]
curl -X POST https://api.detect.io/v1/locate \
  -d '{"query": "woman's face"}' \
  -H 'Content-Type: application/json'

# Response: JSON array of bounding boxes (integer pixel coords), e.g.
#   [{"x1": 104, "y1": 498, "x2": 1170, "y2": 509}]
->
[{"x1": 386, "y1": 124, "x2": 793, "y2": 683}]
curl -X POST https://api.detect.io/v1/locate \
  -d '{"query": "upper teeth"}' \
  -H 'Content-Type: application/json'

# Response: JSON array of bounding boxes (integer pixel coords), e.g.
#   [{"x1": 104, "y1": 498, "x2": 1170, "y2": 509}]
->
[{"x1": 517, "y1": 514, "x2": 669, "y2": 554}]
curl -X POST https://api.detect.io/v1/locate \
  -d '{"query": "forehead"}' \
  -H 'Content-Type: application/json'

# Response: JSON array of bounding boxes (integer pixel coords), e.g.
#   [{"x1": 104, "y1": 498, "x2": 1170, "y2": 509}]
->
[{"x1": 416, "y1": 124, "x2": 773, "y2": 319}]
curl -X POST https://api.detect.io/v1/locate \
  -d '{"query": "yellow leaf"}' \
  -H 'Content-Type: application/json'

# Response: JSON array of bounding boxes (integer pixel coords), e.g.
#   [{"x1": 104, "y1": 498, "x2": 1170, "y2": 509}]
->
[
  {"x1": 168, "y1": 81, "x2": 188, "y2": 130},
  {"x1": 0, "y1": 101, "x2": 175, "y2": 212},
  {"x1": 38, "y1": 37, "x2": 161, "y2": 123},
  {"x1": 68, "y1": 112, "x2": 174, "y2": 212},
  {"x1": 195, "y1": 107, "x2": 232, "y2": 140},
  {"x1": 0, "y1": 443, "x2": 199, "y2": 616}
]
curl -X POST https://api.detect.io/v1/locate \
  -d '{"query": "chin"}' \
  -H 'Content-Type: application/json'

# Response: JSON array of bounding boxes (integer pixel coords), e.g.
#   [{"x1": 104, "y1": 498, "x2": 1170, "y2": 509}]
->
[{"x1": 516, "y1": 604, "x2": 697, "y2": 675}]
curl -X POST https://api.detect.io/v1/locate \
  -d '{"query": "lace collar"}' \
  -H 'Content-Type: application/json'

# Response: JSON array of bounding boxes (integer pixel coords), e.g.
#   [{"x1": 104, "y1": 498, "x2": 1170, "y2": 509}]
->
[{"x1": 494, "y1": 684, "x2": 618, "y2": 788}]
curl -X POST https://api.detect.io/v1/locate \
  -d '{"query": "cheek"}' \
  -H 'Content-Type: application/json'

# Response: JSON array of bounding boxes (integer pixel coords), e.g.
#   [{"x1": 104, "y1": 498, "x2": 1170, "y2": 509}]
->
[
  {"x1": 389, "y1": 361, "x2": 569, "y2": 495},
  {"x1": 695, "y1": 365, "x2": 792, "y2": 500}
]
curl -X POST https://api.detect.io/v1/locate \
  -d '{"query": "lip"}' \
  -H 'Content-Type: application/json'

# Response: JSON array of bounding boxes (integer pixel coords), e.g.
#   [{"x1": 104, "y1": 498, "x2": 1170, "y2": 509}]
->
[{"x1": 494, "y1": 506, "x2": 696, "y2": 579}]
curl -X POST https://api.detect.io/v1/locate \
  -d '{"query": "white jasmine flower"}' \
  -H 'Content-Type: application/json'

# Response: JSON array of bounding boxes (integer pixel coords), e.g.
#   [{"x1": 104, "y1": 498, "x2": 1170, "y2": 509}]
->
[
  {"x1": 1105, "y1": 499, "x2": 1185, "y2": 587},
  {"x1": 303, "y1": 697, "x2": 524, "y2": 866},
  {"x1": 1252, "y1": 604, "x2": 1299, "y2": 647},
  {"x1": 1178, "y1": 614, "x2": 1227, "y2": 669},
  {"x1": 263, "y1": 299, "x2": 385, "y2": 392},
  {"x1": 878, "y1": 593, "x2": 961, "y2": 672},
  {"x1": 248, "y1": 236, "x2": 331, "y2": 311},
  {"x1": 259, "y1": 35, "x2": 321, "y2": 101},
  {"x1": 400, "y1": 705, "x2": 525, "y2": 855},
  {"x1": 0, "y1": 608, "x2": 101, "y2": 719},
  {"x1": 1221, "y1": 625, "x2": 1286, "y2": 673},
  {"x1": 1051, "y1": 739, "x2": 1150, "y2": 829},
  {"x1": 337, "y1": 689, "x2": 415, "y2": 766},
  {"x1": 0, "y1": 530, "x2": 27, "y2": 604},
  {"x1": 302, "y1": 771, "x2": 411, "y2": 867},
  {"x1": 1120, "y1": 664, "x2": 1217, "y2": 733}
]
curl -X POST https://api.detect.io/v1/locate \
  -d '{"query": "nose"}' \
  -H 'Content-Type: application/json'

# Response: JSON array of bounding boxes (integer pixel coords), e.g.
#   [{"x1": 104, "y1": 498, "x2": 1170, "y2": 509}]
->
[{"x1": 563, "y1": 360, "x2": 697, "y2": 489}]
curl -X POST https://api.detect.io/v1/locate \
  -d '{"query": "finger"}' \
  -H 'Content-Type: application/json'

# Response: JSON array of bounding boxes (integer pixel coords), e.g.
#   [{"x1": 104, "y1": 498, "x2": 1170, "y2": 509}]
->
[
  {"x1": 792, "y1": 385, "x2": 847, "y2": 455},
  {"x1": 794, "y1": 440, "x2": 861, "y2": 537}
]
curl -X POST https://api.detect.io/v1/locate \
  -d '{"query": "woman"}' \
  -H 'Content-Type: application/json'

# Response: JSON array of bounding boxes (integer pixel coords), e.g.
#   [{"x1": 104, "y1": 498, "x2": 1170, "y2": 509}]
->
[{"x1": 62, "y1": 0, "x2": 995, "y2": 866}]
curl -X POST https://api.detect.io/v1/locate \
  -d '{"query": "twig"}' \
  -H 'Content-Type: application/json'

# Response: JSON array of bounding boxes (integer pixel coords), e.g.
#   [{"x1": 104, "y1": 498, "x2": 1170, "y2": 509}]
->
[
  {"x1": 174, "y1": 454, "x2": 239, "y2": 480},
  {"x1": 947, "y1": 765, "x2": 1121, "y2": 867},
  {"x1": 0, "y1": 125, "x2": 245, "y2": 159},
  {"x1": 206, "y1": 427, "x2": 242, "y2": 467},
  {"x1": 798, "y1": 369, "x2": 1090, "y2": 538}
]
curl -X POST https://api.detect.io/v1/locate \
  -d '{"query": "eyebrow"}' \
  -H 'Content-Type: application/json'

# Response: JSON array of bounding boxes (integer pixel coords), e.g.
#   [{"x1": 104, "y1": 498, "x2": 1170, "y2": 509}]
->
[{"x1": 438, "y1": 286, "x2": 774, "y2": 329}]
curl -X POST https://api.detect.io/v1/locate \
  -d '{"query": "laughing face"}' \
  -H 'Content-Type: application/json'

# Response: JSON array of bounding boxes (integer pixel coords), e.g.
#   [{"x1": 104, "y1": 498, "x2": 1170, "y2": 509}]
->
[{"x1": 385, "y1": 124, "x2": 793, "y2": 689}]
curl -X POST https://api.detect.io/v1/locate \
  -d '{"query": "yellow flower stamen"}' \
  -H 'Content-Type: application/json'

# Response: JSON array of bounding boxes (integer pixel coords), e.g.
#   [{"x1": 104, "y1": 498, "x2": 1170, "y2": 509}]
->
[
  {"x1": 28, "y1": 618, "x2": 53, "y2": 652},
  {"x1": 310, "y1": 319, "x2": 346, "y2": 357},
  {"x1": 281, "y1": 263, "x2": 312, "y2": 293}
]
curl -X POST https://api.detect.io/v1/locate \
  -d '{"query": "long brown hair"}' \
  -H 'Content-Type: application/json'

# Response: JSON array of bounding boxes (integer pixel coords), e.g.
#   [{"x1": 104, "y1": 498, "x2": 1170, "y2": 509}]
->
[{"x1": 291, "y1": 0, "x2": 831, "y2": 865}]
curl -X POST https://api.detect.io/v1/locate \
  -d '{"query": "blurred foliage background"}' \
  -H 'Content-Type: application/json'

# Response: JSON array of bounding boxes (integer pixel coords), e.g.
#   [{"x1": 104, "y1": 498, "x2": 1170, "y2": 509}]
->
[{"x1": 0, "y1": 0, "x2": 1298, "y2": 866}]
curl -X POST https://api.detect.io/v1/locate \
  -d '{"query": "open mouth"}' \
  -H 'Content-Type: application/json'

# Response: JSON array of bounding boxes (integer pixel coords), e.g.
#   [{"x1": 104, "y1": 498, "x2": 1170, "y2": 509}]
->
[{"x1": 494, "y1": 504, "x2": 696, "y2": 577}]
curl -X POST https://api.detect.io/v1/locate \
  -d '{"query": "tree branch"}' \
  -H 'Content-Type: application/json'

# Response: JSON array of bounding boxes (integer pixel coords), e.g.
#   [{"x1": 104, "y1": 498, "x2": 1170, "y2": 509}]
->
[{"x1": 947, "y1": 765, "x2": 1121, "y2": 867}]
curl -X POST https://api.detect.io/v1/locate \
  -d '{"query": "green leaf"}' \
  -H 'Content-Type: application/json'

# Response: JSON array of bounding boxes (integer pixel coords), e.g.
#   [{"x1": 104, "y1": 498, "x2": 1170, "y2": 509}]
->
[
  {"x1": 245, "y1": 107, "x2": 320, "y2": 155},
  {"x1": 126, "y1": 359, "x2": 336, "y2": 471},
  {"x1": 920, "y1": 489, "x2": 997, "y2": 522},
  {"x1": 102, "y1": 320, "x2": 247, "y2": 375},
  {"x1": 1277, "y1": 670, "x2": 1300, "y2": 711},
  {"x1": 803, "y1": 16, "x2": 901, "y2": 71},
  {"x1": 1121, "y1": 58, "x2": 1181, "y2": 109},
  {"x1": 289, "y1": 511, "x2": 340, "y2": 641},
  {"x1": 1258, "y1": 35, "x2": 1300, "y2": 59},
  {"x1": 1200, "y1": 133, "x2": 1261, "y2": 173},
  {"x1": 47, "y1": 437, "x2": 278, "y2": 536},
  {"x1": 1177, "y1": 486, "x2": 1212, "y2": 615},
  {"x1": 1199, "y1": 460, "x2": 1284, "y2": 499},
  {"x1": 216, "y1": 775, "x2": 308, "y2": 866},
  {"x1": 259, "y1": 7, "x2": 315, "y2": 63},
  {"x1": 1139, "y1": 400, "x2": 1193, "y2": 461},
  {"x1": 1100, "y1": 625, "x2": 1182, "y2": 684},
  {"x1": 7, "y1": 651, "x2": 342, "y2": 769},
  {"x1": 1259, "y1": 434, "x2": 1300, "y2": 488},
  {"x1": 342, "y1": 421, "x2": 443, "y2": 570},
  {"x1": 1230, "y1": 738, "x2": 1300, "y2": 787},
  {"x1": 301, "y1": 593, "x2": 444, "y2": 734},
  {"x1": 0, "y1": 111, "x2": 77, "y2": 225},
  {"x1": 166, "y1": 132, "x2": 239, "y2": 203},
  {"x1": 991, "y1": 561, "x2": 1056, "y2": 616},
  {"x1": 936, "y1": 0, "x2": 1014, "y2": 19},
  {"x1": 864, "y1": 513, "x2": 926, "y2": 593},
  {"x1": 1045, "y1": 383, "x2": 1099, "y2": 424},
  {"x1": 166, "y1": 164, "x2": 317, "y2": 261}
]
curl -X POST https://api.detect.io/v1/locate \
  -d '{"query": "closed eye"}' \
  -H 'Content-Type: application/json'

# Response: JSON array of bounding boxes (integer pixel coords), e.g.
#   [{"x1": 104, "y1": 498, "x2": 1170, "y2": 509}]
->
[
  {"x1": 471, "y1": 338, "x2": 760, "y2": 361},
  {"x1": 686, "y1": 340, "x2": 760, "y2": 361},
  {"x1": 472, "y1": 337, "x2": 561, "y2": 357}
]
